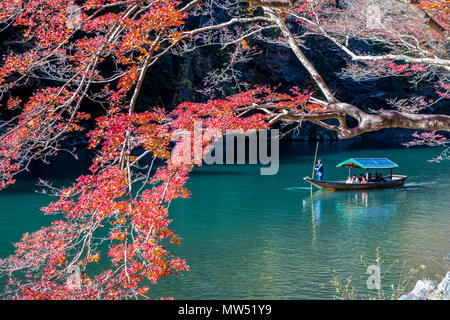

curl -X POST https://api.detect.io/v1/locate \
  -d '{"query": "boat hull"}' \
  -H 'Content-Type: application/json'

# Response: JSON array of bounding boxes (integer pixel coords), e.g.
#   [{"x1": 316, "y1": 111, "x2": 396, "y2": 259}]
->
[{"x1": 304, "y1": 175, "x2": 407, "y2": 191}]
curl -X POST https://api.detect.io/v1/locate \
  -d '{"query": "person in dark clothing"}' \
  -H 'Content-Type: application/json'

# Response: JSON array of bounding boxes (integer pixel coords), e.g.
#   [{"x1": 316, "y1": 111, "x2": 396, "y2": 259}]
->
[{"x1": 314, "y1": 159, "x2": 324, "y2": 181}]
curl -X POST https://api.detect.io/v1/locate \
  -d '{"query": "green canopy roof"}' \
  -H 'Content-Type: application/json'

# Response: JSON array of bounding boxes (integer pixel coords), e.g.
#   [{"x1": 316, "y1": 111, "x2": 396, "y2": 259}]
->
[{"x1": 336, "y1": 158, "x2": 399, "y2": 169}]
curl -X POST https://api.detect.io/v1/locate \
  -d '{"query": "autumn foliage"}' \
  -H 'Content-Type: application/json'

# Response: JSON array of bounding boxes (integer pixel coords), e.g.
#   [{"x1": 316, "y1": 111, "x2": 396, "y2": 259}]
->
[{"x1": 0, "y1": 0, "x2": 448, "y2": 299}]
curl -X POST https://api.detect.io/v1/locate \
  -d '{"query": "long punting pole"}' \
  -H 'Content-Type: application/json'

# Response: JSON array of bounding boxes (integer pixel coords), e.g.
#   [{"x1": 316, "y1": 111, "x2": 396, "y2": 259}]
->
[{"x1": 311, "y1": 141, "x2": 319, "y2": 192}]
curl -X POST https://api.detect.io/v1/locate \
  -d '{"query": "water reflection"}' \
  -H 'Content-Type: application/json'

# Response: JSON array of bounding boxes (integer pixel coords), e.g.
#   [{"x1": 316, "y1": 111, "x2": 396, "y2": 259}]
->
[
  {"x1": 304, "y1": 189, "x2": 399, "y2": 230},
  {"x1": 303, "y1": 197, "x2": 322, "y2": 248}
]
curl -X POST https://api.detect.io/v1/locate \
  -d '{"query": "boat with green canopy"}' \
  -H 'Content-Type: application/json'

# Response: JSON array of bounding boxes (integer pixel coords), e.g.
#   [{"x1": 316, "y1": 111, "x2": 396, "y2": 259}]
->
[{"x1": 304, "y1": 158, "x2": 407, "y2": 191}]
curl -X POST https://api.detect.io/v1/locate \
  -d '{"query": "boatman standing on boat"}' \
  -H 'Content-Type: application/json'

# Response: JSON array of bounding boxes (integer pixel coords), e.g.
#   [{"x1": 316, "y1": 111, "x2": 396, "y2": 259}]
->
[{"x1": 314, "y1": 159, "x2": 324, "y2": 181}]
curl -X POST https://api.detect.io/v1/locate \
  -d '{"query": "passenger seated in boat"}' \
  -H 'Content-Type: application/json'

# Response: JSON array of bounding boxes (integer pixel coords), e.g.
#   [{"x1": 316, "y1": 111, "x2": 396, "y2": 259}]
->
[
  {"x1": 359, "y1": 174, "x2": 367, "y2": 183},
  {"x1": 351, "y1": 174, "x2": 359, "y2": 183},
  {"x1": 367, "y1": 173, "x2": 373, "y2": 182},
  {"x1": 346, "y1": 176, "x2": 353, "y2": 184}
]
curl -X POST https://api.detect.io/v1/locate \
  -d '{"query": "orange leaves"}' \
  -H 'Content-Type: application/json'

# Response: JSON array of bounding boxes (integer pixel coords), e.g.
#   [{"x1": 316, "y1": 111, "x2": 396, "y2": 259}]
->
[
  {"x1": 86, "y1": 253, "x2": 100, "y2": 263},
  {"x1": 45, "y1": 167, "x2": 129, "y2": 220},
  {"x1": 138, "y1": 287, "x2": 149, "y2": 294},
  {"x1": 0, "y1": 83, "x2": 322, "y2": 299},
  {"x1": 0, "y1": 51, "x2": 40, "y2": 84},
  {"x1": 8, "y1": 220, "x2": 77, "y2": 278},
  {"x1": 85, "y1": 0, "x2": 109, "y2": 11},
  {"x1": 0, "y1": 86, "x2": 90, "y2": 190},
  {"x1": 87, "y1": 111, "x2": 171, "y2": 170},
  {"x1": 171, "y1": 85, "x2": 316, "y2": 126},
  {"x1": 12, "y1": 0, "x2": 76, "y2": 47},
  {"x1": 117, "y1": 66, "x2": 139, "y2": 92},
  {"x1": 6, "y1": 97, "x2": 21, "y2": 110},
  {"x1": 72, "y1": 36, "x2": 107, "y2": 67},
  {"x1": 110, "y1": 230, "x2": 127, "y2": 241},
  {"x1": 241, "y1": 39, "x2": 250, "y2": 50},
  {"x1": 0, "y1": 0, "x2": 326, "y2": 300},
  {"x1": 305, "y1": 103, "x2": 326, "y2": 112},
  {"x1": 82, "y1": 12, "x2": 120, "y2": 33},
  {"x1": 115, "y1": 0, "x2": 188, "y2": 63},
  {"x1": 0, "y1": 0, "x2": 23, "y2": 21},
  {"x1": 112, "y1": 216, "x2": 127, "y2": 226},
  {"x1": 170, "y1": 87, "x2": 271, "y2": 134},
  {"x1": 170, "y1": 257, "x2": 190, "y2": 273},
  {"x1": 169, "y1": 30, "x2": 184, "y2": 43},
  {"x1": 417, "y1": 0, "x2": 449, "y2": 13}
]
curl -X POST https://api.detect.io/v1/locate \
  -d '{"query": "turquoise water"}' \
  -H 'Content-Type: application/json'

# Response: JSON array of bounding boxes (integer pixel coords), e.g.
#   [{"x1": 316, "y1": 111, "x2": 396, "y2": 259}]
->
[{"x1": 0, "y1": 141, "x2": 449, "y2": 299}]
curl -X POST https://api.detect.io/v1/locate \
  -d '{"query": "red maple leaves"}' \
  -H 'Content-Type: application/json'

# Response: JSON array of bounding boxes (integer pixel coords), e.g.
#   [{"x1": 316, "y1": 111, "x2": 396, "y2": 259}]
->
[{"x1": 1, "y1": 0, "x2": 445, "y2": 299}]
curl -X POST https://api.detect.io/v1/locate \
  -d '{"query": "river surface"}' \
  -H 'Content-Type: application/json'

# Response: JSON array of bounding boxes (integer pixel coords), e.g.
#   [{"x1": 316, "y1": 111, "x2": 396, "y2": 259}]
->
[{"x1": 0, "y1": 140, "x2": 449, "y2": 299}]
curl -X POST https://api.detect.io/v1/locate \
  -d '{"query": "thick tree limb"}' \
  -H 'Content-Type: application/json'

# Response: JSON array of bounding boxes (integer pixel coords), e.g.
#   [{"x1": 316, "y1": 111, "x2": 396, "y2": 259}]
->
[
  {"x1": 242, "y1": 0, "x2": 298, "y2": 8},
  {"x1": 260, "y1": 9, "x2": 450, "y2": 138},
  {"x1": 264, "y1": 8, "x2": 337, "y2": 103},
  {"x1": 261, "y1": 104, "x2": 450, "y2": 139},
  {"x1": 331, "y1": 102, "x2": 450, "y2": 138}
]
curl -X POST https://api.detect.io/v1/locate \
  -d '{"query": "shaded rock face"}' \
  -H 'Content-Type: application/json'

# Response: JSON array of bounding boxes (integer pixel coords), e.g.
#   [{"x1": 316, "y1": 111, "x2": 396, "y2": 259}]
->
[{"x1": 399, "y1": 272, "x2": 450, "y2": 300}]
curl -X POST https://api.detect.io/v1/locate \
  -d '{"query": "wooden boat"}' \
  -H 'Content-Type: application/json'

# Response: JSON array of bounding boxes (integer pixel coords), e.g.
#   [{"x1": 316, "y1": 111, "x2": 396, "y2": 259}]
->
[
  {"x1": 304, "y1": 175, "x2": 407, "y2": 191},
  {"x1": 304, "y1": 158, "x2": 407, "y2": 191}
]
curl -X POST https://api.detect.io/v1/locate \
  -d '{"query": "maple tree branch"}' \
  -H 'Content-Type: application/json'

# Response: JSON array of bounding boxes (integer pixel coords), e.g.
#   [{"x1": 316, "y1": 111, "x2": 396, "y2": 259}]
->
[
  {"x1": 257, "y1": 7, "x2": 450, "y2": 138},
  {"x1": 332, "y1": 103, "x2": 450, "y2": 138},
  {"x1": 261, "y1": 101, "x2": 450, "y2": 139},
  {"x1": 264, "y1": 8, "x2": 336, "y2": 103},
  {"x1": 184, "y1": 16, "x2": 273, "y2": 36},
  {"x1": 322, "y1": 30, "x2": 450, "y2": 71},
  {"x1": 241, "y1": 0, "x2": 298, "y2": 8},
  {"x1": 180, "y1": 0, "x2": 202, "y2": 12},
  {"x1": 396, "y1": 0, "x2": 448, "y2": 39}
]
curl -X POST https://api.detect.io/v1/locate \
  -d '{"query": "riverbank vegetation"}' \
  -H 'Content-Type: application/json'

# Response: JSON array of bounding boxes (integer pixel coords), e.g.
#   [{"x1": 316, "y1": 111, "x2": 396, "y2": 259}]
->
[{"x1": 327, "y1": 247, "x2": 449, "y2": 300}]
